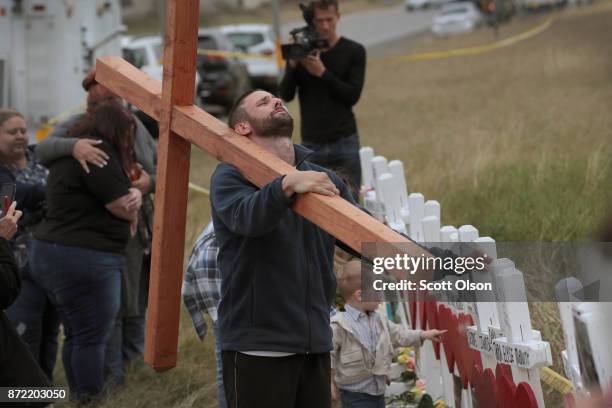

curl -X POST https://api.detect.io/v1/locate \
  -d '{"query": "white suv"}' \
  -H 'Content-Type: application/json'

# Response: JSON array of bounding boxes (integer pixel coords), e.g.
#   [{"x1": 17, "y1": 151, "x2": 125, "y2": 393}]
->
[
  {"x1": 218, "y1": 24, "x2": 280, "y2": 92},
  {"x1": 121, "y1": 35, "x2": 199, "y2": 88}
]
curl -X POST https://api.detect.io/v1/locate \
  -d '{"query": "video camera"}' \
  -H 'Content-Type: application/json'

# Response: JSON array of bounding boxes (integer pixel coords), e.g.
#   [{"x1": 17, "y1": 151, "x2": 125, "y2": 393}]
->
[{"x1": 281, "y1": 3, "x2": 330, "y2": 60}]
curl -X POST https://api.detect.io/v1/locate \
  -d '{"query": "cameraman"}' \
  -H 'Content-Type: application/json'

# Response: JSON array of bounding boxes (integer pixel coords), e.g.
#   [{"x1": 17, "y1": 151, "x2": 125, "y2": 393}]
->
[{"x1": 279, "y1": 0, "x2": 366, "y2": 198}]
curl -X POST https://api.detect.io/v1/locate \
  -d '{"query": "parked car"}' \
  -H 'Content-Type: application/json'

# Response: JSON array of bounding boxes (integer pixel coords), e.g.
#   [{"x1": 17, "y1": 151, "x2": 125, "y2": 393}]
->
[
  {"x1": 121, "y1": 35, "x2": 200, "y2": 89},
  {"x1": 431, "y1": 2, "x2": 484, "y2": 36},
  {"x1": 406, "y1": 0, "x2": 455, "y2": 11},
  {"x1": 196, "y1": 28, "x2": 252, "y2": 114},
  {"x1": 218, "y1": 24, "x2": 280, "y2": 93},
  {"x1": 121, "y1": 35, "x2": 165, "y2": 82}
]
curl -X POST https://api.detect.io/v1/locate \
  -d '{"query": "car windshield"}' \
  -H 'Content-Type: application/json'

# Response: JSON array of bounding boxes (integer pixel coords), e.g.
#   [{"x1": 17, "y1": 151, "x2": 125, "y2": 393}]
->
[
  {"x1": 123, "y1": 47, "x2": 148, "y2": 68},
  {"x1": 198, "y1": 36, "x2": 218, "y2": 50},
  {"x1": 226, "y1": 33, "x2": 265, "y2": 49}
]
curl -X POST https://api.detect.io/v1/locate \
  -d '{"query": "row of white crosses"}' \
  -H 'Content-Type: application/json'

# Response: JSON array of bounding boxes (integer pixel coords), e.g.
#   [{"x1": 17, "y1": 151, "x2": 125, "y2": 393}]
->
[{"x1": 359, "y1": 147, "x2": 553, "y2": 407}]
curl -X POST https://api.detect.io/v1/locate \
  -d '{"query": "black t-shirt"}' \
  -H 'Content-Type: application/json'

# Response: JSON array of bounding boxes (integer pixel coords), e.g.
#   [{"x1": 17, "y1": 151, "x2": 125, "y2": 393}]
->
[
  {"x1": 35, "y1": 141, "x2": 131, "y2": 254},
  {"x1": 279, "y1": 37, "x2": 366, "y2": 144}
]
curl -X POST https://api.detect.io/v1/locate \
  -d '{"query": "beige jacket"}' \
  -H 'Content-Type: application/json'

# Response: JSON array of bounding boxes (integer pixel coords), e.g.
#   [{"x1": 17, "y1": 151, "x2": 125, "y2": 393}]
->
[{"x1": 330, "y1": 310, "x2": 422, "y2": 386}]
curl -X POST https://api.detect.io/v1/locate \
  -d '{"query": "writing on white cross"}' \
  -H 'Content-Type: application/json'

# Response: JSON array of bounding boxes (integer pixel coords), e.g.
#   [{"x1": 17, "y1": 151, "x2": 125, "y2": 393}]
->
[{"x1": 491, "y1": 259, "x2": 552, "y2": 408}]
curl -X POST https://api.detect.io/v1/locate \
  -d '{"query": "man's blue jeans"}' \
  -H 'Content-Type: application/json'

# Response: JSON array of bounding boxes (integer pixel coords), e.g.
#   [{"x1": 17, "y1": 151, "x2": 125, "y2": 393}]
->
[
  {"x1": 340, "y1": 389, "x2": 385, "y2": 408},
  {"x1": 213, "y1": 319, "x2": 228, "y2": 408},
  {"x1": 302, "y1": 133, "x2": 362, "y2": 200},
  {"x1": 29, "y1": 239, "x2": 123, "y2": 402}
]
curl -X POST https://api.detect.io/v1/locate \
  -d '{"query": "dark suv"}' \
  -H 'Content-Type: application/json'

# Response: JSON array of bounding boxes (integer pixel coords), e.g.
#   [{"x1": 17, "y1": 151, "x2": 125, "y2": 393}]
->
[{"x1": 196, "y1": 28, "x2": 252, "y2": 114}]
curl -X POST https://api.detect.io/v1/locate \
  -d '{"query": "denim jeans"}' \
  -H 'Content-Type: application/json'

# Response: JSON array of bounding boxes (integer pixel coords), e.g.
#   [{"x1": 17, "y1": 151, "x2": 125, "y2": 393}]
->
[
  {"x1": 213, "y1": 319, "x2": 228, "y2": 408},
  {"x1": 104, "y1": 255, "x2": 149, "y2": 385},
  {"x1": 302, "y1": 133, "x2": 362, "y2": 200},
  {"x1": 29, "y1": 239, "x2": 124, "y2": 402},
  {"x1": 340, "y1": 389, "x2": 385, "y2": 408},
  {"x1": 6, "y1": 261, "x2": 60, "y2": 382}
]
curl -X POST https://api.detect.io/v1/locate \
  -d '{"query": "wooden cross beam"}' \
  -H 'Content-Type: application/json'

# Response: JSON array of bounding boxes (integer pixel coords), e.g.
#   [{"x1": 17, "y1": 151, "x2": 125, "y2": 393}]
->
[{"x1": 95, "y1": 0, "x2": 427, "y2": 372}]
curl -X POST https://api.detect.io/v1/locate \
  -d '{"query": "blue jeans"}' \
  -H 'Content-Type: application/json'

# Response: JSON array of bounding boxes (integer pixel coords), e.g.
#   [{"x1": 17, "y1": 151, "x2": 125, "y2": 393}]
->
[
  {"x1": 29, "y1": 239, "x2": 124, "y2": 402},
  {"x1": 104, "y1": 256, "x2": 149, "y2": 385},
  {"x1": 213, "y1": 319, "x2": 228, "y2": 408},
  {"x1": 6, "y1": 261, "x2": 60, "y2": 382},
  {"x1": 340, "y1": 389, "x2": 385, "y2": 408},
  {"x1": 302, "y1": 133, "x2": 362, "y2": 200}
]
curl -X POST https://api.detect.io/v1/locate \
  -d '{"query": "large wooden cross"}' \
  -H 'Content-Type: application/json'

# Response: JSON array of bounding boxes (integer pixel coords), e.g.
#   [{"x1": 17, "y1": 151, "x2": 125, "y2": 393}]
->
[{"x1": 96, "y1": 0, "x2": 425, "y2": 371}]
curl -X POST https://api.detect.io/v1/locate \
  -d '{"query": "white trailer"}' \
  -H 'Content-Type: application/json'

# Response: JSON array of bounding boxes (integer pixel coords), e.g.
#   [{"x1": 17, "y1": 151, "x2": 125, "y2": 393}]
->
[{"x1": 0, "y1": 0, "x2": 124, "y2": 140}]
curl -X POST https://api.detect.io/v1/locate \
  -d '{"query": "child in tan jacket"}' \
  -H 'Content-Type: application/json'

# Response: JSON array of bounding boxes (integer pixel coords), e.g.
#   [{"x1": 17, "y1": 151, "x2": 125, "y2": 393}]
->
[{"x1": 331, "y1": 260, "x2": 444, "y2": 408}]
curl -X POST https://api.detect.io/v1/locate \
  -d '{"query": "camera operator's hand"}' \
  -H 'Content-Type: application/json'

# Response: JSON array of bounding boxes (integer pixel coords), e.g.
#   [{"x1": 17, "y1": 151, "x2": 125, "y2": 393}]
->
[
  {"x1": 0, "y1": 202, "x2": 22, "y2": 240},
  {"x1": 300, "y1": 50, "x2": 326, "y2": 77}
]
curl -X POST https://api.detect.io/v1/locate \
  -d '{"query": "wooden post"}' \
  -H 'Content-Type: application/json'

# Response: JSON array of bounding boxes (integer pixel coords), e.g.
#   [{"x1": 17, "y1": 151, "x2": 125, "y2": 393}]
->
[{"x1": 139, "y1": 0, "x2": 200, "y2": 371}]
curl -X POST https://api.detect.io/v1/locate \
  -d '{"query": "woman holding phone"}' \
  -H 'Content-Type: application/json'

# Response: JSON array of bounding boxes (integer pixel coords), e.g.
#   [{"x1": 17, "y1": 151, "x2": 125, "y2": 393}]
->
[
  {"x1": 30, "y1": 102, "x2": 142, "y2": 403},
  {"x1": 0, "y1": 109, "x2": 57, "y2": 382},
  {"x1": 0, "y1": 201, "x2": 51, "y2": 391}
]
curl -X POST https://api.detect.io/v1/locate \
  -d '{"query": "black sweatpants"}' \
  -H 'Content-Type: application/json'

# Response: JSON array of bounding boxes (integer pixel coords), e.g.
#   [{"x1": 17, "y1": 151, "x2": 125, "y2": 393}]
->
[{"x1": 222, "y1": 351, "x2": 331, "y2": 408}]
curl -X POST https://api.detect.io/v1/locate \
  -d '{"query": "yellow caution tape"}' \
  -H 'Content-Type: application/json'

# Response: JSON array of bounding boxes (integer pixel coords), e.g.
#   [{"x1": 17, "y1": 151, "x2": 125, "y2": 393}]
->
[
  {"x1": 540, "y1": 367, "x2": 574, "y2": 395},
  {"x1": 189, "y1": 182, "x2": 210, "y2": 196},
  {"x1": 197, "y1": 48, "x2": 275, "y2": 61},
  {"x1": 374, "y1": 17, "x2": 554, "y2": 64}
]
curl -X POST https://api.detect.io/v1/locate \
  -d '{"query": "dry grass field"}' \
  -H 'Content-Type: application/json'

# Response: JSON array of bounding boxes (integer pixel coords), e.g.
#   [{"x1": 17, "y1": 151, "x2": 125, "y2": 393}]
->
[{"x1": 53, "y1": 1, "x2": 612, "y2": 406}]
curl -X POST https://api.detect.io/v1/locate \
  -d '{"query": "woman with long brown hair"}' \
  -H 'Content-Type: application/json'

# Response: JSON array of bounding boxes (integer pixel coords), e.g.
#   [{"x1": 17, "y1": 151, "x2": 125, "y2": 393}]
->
[{"x1": 30, "y1": 101, "x2": 142, "y2": 403}]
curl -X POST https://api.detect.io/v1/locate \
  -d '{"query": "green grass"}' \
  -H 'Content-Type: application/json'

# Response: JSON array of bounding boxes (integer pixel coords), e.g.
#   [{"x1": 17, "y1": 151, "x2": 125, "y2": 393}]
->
[{"x1": 52, "y1": 1, "x2": 612, "y2": 406}]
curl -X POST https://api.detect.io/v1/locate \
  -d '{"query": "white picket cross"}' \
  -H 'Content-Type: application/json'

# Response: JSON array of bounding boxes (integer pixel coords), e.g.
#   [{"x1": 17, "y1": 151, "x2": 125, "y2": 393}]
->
[
  {"x1": 424, "y1": 200, "x2": 441, "y2": 220},
  {"x1": 388, "y1": 159, "x2": 410, "y2": 213},
  {"x1": 571, "y1": 302, "x2": 612, "y2": 395},
  {"x1": 492, "y1": 259, "x2": 552, "y2": 408},
  {"x1": 359, "y1": 147, "x2": 375, "y2": 191},
  {"x1": 555, "y1": 277, "x2": 583, "y2": 396},
  {"x1": 408, "y1": 193, "x2": 425, "y2": 242},
  {"x1": 377, "y1": 173, "x2": 407, "y2": 234},
  {"x1": 362, "y1": 155, "x2": 387, "y2": 222},
  {"x1": 420, "y1": 216, "x2": 444, "y2": 401}
]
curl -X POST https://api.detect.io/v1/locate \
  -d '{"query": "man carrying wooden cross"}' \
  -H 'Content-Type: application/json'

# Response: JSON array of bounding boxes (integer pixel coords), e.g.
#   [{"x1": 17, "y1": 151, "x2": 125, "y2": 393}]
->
[{"x1": 210, "y1": 89, "x2": 359, "y2": 408}]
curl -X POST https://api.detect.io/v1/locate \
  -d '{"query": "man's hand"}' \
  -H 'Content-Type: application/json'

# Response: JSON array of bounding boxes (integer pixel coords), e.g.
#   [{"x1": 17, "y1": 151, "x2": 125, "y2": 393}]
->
[
  {"x1": 73, "y1": 139, "x2": 109, "y2": 174},
  {"x1": 300, "y1": 51, "x2": 326, "y2": 77},
  {"x1": 282, "y1": 171, "x2": 340, "y2": 198},
  {"x1": 420, "y1": 329, "x2": 446, "y2": 343},
  {"x1": 331, "y1": 381, "x2": 339, "y2": 401},
  {"x1": 131, "y1": 165, "x2": 153, "y2": 195},
  {"x1": 124, "y1": 188, "x2": 143, "y2": 212},
  {"x1": 0, "y1": 202, "x2": 22, "y2": 240}
]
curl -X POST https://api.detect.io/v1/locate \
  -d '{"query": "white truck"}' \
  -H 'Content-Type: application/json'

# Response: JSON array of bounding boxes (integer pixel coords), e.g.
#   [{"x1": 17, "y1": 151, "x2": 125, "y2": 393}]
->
[{"x1": 0, "y1": 0, "x2": 124, "y2": 141}]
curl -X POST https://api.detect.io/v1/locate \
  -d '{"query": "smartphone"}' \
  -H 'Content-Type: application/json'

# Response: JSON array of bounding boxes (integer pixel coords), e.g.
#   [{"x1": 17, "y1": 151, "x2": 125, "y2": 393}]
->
[{"x1": 0, "y1": 182, "x2": 16, "y2": 218}]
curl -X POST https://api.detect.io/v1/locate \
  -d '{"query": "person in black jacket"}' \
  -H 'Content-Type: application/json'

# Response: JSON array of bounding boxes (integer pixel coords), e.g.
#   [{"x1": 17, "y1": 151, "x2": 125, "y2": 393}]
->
[
  {"x1": 211, "y1": 89, "x2": 359, "y2": 408},
  {"x1": 279, "y1": 0, "x2": 366, "y2": 197},
  {"x1": 0, "y1": 201, "x2": 49, "y2": 390}
]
